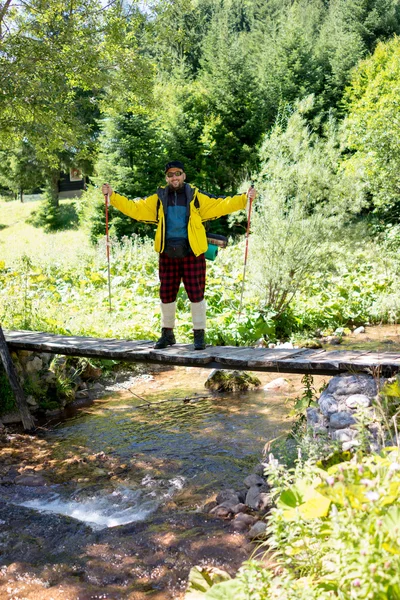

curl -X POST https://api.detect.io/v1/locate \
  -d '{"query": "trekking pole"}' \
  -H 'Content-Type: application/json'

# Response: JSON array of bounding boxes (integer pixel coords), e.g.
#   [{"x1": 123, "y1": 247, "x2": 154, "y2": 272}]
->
[
  {"x1": 103, "y1": 191, "x2": 112, "y2": 313},
  {"x1": 238, "y1": 182, "x2": 254, "y2": 318}
]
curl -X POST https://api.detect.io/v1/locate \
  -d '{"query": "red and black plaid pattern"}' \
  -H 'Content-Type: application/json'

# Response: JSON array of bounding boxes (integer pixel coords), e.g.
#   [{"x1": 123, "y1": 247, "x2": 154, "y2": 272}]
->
[{"x1": 159, "y1": 253, "x2": 206, "y2": 303}]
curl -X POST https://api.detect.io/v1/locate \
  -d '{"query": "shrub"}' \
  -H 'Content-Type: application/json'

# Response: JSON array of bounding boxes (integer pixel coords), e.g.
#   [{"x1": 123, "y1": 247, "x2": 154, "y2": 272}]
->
[{"x1": 186, "y1": 448, "x2": 400, "y2": 599}]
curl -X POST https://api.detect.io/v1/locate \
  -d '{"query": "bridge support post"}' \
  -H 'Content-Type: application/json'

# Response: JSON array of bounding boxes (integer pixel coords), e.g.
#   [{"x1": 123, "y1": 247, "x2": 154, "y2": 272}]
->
[{"x1": 0, "y1": 325, "x2": 35, "y2": 431}]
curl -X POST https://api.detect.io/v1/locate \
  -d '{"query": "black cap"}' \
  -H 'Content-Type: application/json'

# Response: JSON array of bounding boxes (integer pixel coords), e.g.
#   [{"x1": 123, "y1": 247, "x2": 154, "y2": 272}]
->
[{"x1": 165, "y1": 160, "x2": 185, "y2": 173}]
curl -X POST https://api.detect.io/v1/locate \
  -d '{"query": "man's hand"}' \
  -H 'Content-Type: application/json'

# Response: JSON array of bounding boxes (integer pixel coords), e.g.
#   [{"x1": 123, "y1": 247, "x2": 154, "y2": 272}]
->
[
  {"x1": 246, "y1": 186, "x2": 257, "y2": 212},
  {"x1": 247, "y1": 186, "x2": 257, "y2": 201},
  {"x1": 102, "y1": 183, "x2": 114, "y2": 198}
]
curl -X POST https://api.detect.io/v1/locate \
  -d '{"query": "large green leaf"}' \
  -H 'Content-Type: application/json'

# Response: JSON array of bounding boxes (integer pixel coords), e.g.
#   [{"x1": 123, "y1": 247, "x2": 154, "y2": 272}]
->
[
  {"x1": 186, "y1": 566, "x2": 231, "y2": 595},
  {"x1": 277, "y1": 487, "x2": 303, "y2": 509},
  {"x1": 204, "y1": 580, "x2": 248, "y2": 599}
]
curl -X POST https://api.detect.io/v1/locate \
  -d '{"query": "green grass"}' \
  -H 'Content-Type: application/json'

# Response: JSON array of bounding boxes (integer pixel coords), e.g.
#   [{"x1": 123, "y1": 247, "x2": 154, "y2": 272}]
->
[{"x1": 0, "y1": 197, "x2": 92, "y2": 267}]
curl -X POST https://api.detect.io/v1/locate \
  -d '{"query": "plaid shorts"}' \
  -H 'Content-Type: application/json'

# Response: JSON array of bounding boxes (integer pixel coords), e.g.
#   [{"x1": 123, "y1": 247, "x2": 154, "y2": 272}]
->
[{"x1": 159, "y1": 253, "x2": 206, "y2": 303}]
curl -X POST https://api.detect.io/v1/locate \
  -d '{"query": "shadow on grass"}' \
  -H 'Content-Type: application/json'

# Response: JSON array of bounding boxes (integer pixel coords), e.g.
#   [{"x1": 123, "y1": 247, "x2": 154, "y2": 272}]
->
[{"x1": 28, "y1": 201, "x2": 80, "y2": 231}]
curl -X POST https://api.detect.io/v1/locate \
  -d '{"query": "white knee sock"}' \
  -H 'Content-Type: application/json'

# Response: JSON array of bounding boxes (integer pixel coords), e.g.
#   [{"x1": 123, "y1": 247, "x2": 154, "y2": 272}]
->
[
  {"x1": 161, "y1": 301, "x2": 176, "y2": 328},
  {"x1": 191, "y1": 300, "x2": 206, "y2": 330}
]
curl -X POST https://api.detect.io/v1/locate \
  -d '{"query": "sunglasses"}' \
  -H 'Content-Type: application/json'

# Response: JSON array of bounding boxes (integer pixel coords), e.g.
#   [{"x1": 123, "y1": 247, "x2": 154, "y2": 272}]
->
[{"x1": 166, "y1": 171, "x2": 183, "y2": 178}]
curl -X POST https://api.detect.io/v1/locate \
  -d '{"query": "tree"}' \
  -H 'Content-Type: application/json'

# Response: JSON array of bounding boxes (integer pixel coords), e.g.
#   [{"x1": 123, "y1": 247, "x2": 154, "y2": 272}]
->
[
  {"x1": 0, "y1": 140, "x2": 44, "y2": 201},
  {"x1": 248, "y1": 96, "x2": 360, "y2": 316},
  {"x1": 87, "y1": 111, "x2": 168, "y2": 241},
  {"x1": 342, "y1": 35, "x2": 400, "y2": 216},
  {"x1": 315, "y1": 0, "x2": 400, "y2": 110},
  {"x1": 0, "y1": 0, "x2": 153, "y2": 213},
  {"x1": 252, "y1": 0, "x2": 326, "y2": 122}
]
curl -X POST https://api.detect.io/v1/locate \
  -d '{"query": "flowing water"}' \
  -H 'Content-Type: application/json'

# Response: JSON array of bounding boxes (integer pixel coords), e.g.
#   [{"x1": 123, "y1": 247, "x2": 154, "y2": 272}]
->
[{"x1": 0, "y1": 366, "x2": 298, "y2": 599}]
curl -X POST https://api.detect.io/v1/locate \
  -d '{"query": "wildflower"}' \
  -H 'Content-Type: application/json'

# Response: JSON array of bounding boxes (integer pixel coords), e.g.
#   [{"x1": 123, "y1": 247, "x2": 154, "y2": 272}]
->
[
  {"x1": 365, "y1": 491, "x2": 379, "y2": 502},
  {"x1": 352, "y1": 579, "x2": 361, "y2": 587},
  {"x1": 325, "y1": 476, "x2": 335, "y2": 486},
  {"x1": 360, "y1": 478, "x2": 374, "y2": 487},
  {"x1": 388, "y1": 462, "x2": 400, "y2": 473}
]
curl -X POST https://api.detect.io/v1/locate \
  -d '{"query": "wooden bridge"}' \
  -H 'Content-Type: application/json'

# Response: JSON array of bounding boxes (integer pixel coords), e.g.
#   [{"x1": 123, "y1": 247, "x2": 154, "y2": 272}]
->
[{"x1": 4, "y1": 329, "x2": 400, "y2": 376}]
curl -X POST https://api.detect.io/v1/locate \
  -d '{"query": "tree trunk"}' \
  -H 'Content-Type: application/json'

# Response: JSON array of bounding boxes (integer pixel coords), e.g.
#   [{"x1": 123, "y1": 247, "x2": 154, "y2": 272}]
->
[
  {"x1": 20, "y1": 187, "x2": 24, "y2": 203},
  {"x1": 46, "y1": 169, "x2": 60, "y2": 208},
  {"x1": 0, "y1": 325, "x2": 35, "y2": 431}
]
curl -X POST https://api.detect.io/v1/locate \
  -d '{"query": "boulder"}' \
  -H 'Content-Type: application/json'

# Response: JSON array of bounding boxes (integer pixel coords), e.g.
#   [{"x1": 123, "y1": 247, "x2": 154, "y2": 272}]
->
[
  {"x1": 326, "y1": 374, "x2": 377, "y2": 399},
  {"x1": 231, "y1": 513, "x2": 257, "y2": 532},
  {"x1": 248, "y1": 521, "x2": 267, "y2": 540},
  {"x1": 42, "y1": 370, "x2": 56, "y2": 384},
  {"x1": 216, "y1": 489, "x2": 240, "y2": 505},
  {"x1": 353, "y1": 326, "x2": 365, "y2": 335},
  {"x1": 25, "y1": 356, "x2": 43, "y2": 375},
  {"x1": 38, "y1": 353, "x2": 53, "y2": 366},
  {"x1": 342, "y1": 439, "x2": 361, "y2": 451},
  {"x1": 346, "y1": 394, "x2": 371, "y2": 409},
  {"x1": 252, "y1": 463, "x2": 266, "y2": 477},
  {"x1": 203, "y1": 500, "x2": 218, "y2": 513},
  {"x1": 263, "y1": 378, "x2": 290, "y2": 391},
  {"x1": 318, "y1": 391, "x2": 338, "y2": 416},
  {"x1": 307, "y1": 407, "x2": 323, "y2": 425},
  {"x1": 256, "y1": 493, "x2": 274, "y2": 513},
  {"x1": 75, "y1": 390, "x2": 90, "y2": 399},
  {"x1": 1, "y1": 412, "x2": 22, "y2": 424},
  {"x1": 26, "y1": 395, "x2": 38, "y2": 408},
  {"x1": 210, "y1": 505, "x2": 234, "y2": 519},
  {"x1": 329, "y1": 412, "x2": 357, "y2": 429},
  {"x1": 205, "y1": 370, "x2": 261, "y2": 392},
  {"x1": 334, "y1": 327, "x2": 345, "y2": 336},
  {"x1": 91, "y1": 382, "x2": 105, "y2": 393},
  {"x1": 232, "y1": 503, "x2": 247, "y2": 514},
  {"x1": 243, "y1": 474, "x2": 266, "y2": 489},
  {"x1": 331, "y1": 428, "x2": 358, "y2": 443},
  {"x1": 245, "y1": 485, "x2": 269, "y2": 510}
]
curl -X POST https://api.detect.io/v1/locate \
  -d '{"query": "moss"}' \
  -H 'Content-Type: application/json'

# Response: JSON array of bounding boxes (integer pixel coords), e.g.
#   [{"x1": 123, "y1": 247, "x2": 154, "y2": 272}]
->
[
  {"x1": 205, "y1": 370, "x2": 261, "y2": 392},
  {"x1": 0, "y1": 367, "x2": 16, "y2": 415}
]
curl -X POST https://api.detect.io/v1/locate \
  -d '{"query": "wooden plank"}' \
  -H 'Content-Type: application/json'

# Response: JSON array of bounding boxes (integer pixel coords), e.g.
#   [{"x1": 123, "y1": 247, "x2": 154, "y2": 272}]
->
[
  {"x1": 149, "y1": 344, "x2": 213, "y2": 366},
  {"x1": 211, "y1": 346, "x2": 308, "y2": 368},
  {"x1": 5, "y1": 330, "x2": 154, "y2": 361},
  {"x1": 0, "y1": 325, "x2": 35, "y2": 431},
  {"x1": 273, "y1": 349, "x2": 368, "y2": 375},
  {"x1": 338, "y1": 352, "x2": 400, "y2": 375}
]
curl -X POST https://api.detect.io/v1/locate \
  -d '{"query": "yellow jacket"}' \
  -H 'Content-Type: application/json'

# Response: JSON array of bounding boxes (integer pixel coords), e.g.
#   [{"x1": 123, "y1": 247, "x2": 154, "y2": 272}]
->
[{"x1": 110, "y1": 183, "x2": 247, "y2": 257}]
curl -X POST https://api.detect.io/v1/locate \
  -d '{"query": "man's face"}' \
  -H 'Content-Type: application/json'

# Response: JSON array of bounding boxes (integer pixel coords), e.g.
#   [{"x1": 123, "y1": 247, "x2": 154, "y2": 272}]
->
[{"x1": 166, "y1": 168, "x2": 186, "y2": 189}]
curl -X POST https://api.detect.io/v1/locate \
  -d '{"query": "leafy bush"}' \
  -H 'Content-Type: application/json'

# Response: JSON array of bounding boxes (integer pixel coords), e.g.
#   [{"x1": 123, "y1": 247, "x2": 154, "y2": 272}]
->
[
  {"x1": 186, "y1": 448, "x2": 400, "y2": 599},
  {"x1": 247, "y1": 96, "x2": 358, "y2": 320}
]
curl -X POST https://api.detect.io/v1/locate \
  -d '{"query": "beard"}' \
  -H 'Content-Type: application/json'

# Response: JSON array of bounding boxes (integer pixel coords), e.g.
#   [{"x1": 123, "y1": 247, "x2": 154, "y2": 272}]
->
[{"x1": 168, "y1": 180, "x2": 185, "y2": 190}]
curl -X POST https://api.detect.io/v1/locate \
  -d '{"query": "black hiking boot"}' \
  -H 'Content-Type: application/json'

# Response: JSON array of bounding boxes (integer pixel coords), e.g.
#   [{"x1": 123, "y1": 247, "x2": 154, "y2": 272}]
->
[
  {"x1": 155, "y1": 328, "x2": 176, "y2": 349},
  {"x1": 193, "y1": 329, "x2": 206, "y2": 351}
]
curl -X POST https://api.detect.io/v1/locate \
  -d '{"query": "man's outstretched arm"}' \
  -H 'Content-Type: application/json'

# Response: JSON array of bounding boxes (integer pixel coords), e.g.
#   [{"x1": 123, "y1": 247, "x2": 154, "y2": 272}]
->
[
  {"x1": 102, "y1": 183, "x2": 158, "y2": 223},
  {"x1": 197, "y1": 186, "x2": 257, "y2": 221}
]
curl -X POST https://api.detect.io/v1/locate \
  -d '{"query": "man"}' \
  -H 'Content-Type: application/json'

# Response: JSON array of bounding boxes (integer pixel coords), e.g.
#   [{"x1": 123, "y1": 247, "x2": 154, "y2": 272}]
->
[{"x1": 102, "y1": 161, "x2": 256, "y2": 350}]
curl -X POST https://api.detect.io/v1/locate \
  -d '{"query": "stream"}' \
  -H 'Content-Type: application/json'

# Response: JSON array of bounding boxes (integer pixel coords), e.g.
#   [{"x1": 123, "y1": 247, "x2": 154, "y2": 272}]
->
[
  {"x1": 0, "y1": 366, "x2": 297, "y2": 600},
  {"x1": 0, "y1": 324, "x2": 399, "y2": 599}
]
